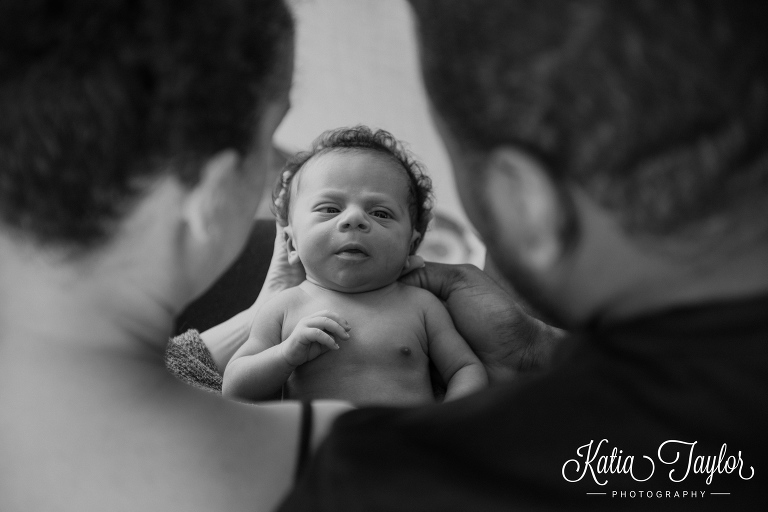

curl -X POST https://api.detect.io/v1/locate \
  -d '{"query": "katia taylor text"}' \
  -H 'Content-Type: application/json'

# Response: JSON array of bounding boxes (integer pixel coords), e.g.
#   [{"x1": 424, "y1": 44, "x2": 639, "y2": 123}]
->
[{"x1": 561, "y1": 439, "x2": 754, "y2": 486}]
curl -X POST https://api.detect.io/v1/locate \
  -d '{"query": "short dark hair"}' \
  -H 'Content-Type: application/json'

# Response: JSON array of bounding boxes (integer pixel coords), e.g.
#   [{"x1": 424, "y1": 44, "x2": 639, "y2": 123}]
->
[
  {"x1": 0, "y1": 0, "x2": 293, "y2": 250},
  {"x1": 411, "y1": 0, "x2": 768, "y2": 247},
  {"x1": 272, "y1": 126, "x2": 434, "y2": 251}
]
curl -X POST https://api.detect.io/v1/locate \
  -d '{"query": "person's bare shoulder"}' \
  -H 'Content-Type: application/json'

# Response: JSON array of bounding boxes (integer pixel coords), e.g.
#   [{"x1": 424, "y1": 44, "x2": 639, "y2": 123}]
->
[
  {"x1": 151, "y1": 375, "x2": 304, "y2": 510},
  {"x1": 1, "y1": 345, "x2": 303, "y2": 512},
  {"x1": 255, "y1": 282, "x2": 313, "y2": 317},
  {"x1": 396, "y1": 282, "x2": 461, "y2": 338},
  {"x1": 394, "y1": 281, "x2": 444, "y2": 313}
]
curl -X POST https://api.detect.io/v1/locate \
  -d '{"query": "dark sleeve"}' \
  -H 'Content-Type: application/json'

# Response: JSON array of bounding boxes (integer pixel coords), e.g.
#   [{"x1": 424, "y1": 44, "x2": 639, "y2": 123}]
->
[
  {"x1": 276, "y1": 380, "x2": 596, "y2": 512},
  {"x1": 165, "y1": 330, "x2": 223, "y2": 393}
]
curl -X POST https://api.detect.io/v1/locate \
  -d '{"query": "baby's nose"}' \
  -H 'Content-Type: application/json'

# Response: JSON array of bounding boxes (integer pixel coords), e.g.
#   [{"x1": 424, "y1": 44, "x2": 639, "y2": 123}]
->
[{"x1": 338, "y1": 208, "x2": 370, "y2": 232}]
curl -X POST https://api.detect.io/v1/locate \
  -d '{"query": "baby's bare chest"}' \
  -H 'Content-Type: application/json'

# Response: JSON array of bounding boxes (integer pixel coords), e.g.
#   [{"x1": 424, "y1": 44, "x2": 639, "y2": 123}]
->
[{"x1": 283, "y1": 292, "x2": 429, "y2": 362}]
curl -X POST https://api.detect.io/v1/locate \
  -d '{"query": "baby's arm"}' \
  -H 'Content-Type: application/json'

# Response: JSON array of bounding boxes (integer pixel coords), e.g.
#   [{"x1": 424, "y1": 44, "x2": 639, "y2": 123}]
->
[
  {"x1": 222, "y1": 293, "x2": 349, "y2": 402},
  {"x1": 422, "y1": 292, "x2": 488, "y2": 401}
]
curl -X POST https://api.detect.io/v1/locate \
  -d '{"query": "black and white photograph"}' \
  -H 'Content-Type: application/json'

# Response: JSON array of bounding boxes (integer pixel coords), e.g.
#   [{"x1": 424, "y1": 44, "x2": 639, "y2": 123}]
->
[{"x1": 1, "y1": 0, "x2": 765, "y2": 510}]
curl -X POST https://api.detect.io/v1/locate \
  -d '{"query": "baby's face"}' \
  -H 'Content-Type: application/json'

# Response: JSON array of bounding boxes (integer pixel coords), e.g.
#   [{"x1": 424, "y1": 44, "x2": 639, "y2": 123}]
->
[{"x1": 285, "y1": 149, "x2": 419, "y2": 293}]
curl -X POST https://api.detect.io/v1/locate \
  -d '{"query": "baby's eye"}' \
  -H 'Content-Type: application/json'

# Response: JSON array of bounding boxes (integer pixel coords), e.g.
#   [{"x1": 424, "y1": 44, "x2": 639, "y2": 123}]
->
[
  {"x1": 371, "y1": 211, "x2": 391, "y2": 219},
  {"x1": 319, "y1": 206, "x2": 340, "y2": 214}
]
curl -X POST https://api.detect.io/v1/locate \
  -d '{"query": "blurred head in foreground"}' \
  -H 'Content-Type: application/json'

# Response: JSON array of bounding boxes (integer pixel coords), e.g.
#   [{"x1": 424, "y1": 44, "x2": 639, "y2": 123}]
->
[
  {"x1": 410, "y1": 0, "x2": 768, "y2": 325},
  {"x1": 1, "y1": 0, "x2": 294, "y2": 302}
]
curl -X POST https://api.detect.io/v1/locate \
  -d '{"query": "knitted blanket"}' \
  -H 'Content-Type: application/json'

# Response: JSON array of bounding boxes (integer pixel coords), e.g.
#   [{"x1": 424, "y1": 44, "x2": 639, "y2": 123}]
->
[{"x1": 165, "y1": 330, "x2": 222, "y2": 393}]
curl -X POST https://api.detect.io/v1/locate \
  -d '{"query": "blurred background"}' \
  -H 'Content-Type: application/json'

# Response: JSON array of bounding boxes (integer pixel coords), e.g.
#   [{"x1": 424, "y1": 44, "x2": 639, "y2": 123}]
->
[{"x1": 258, "y1": 0, "x2": 485, "y2": 267}]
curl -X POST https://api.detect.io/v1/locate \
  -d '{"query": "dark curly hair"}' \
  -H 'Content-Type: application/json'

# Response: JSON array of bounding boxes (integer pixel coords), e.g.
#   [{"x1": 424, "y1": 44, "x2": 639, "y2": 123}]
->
[
  {"x1": 272, "y1": 126, "x2": 434, "y2": 251},
  {"x1": 412, "y1": 0, "x2": 768, "y2": 248},
  {"x1": 1, "y1": 0, "x2": 293, "y2": 250}
]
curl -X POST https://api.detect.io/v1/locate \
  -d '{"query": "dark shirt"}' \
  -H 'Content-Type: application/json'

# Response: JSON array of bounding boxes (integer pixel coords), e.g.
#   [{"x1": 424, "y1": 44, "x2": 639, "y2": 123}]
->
[{"x1": 279, "y1": 294, "x2": 768, "y2": 511}]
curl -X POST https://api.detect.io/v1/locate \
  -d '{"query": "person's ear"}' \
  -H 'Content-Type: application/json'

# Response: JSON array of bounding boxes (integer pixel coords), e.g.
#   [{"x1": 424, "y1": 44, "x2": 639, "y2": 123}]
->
[
  {"x1": 482, "y1": 146, "x2": 564, "y2": 272},
  {"x1": 283, "y1": 225, "x2": 302, "y2": 265},
  {"x1": 183, "y1": 149, "x2": 243, "y2": 246}
]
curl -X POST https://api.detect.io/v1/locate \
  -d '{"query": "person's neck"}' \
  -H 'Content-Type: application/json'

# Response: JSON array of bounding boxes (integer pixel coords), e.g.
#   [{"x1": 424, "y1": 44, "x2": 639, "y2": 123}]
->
[
  {"x1": 301, "y1": 277, "x2": 398, "y2": 297},
  {"x1": 599, "y1": 239, "x2": 768, "y2": 323},
  {"x1": 0, "y1": 240, "x2": 175, "y2": 359},
  {"x1": 555, "y1": 191, "x2": 768, "y2": 325}
]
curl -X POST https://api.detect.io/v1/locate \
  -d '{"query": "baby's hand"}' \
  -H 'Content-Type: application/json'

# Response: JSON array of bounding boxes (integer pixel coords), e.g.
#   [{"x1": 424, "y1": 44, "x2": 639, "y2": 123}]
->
[{"x1": 280, "y1": 310, "x2": 351, "y2": 367}]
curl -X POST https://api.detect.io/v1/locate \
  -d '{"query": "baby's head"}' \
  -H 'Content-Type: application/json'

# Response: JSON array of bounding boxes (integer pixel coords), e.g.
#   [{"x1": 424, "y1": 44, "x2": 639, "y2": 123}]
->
[{"x1": 273, "y1": 126, "x2": 433, "y2": 292}]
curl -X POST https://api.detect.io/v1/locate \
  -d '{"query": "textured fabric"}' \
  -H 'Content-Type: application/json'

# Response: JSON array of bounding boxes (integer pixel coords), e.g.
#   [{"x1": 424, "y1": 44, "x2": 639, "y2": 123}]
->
[
  {"x1": 279, "y1": 294, "x2": 768, "y2": 511},
  {"x1": 165, "y1": 330, "x2": 222, "y2": 393}
]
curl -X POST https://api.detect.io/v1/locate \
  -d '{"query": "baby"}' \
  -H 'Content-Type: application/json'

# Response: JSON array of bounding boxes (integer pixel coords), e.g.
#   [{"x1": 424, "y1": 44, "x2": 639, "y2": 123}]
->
[{"x1": 222, "y1": 126, "x2": 487, "y2": 406}]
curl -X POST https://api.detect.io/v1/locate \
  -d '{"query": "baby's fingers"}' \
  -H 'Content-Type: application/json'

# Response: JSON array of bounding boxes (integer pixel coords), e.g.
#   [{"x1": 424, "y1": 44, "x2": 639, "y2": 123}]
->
[
  {"x1": 307, "y1": 309, "x2": 351, "y2": 332},
  {"x1": 296, "y1": 326, "x2": 339, "y2": 351},
  {"x1": 302, "y1": 314, "x2": 351, "y2": 344}
]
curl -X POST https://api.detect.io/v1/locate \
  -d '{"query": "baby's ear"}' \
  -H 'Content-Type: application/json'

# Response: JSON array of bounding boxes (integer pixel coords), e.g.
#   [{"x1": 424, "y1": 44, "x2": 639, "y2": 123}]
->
[
  {"x1": 283, "y1": 226, "x2": 301, "y2": 265},
  {"x1": 408, "y1": 230, "x2": 422, "y2": 255}
]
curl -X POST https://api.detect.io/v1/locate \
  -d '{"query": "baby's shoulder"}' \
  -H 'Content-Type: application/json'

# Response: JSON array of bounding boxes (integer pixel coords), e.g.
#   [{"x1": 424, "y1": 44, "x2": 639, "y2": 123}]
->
[
  {"x1": 392, "y1": 282, "x2": 443, "y2": 310},
  {"x1": 260, "y1": 285, "x2": 313, "y2": 314}
]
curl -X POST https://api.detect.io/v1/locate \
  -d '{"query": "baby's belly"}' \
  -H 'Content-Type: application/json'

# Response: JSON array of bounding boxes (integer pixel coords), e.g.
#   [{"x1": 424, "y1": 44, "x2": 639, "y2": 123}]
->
[{"x1": 286, "y1": 345, "x2": 435, "y2": 406}]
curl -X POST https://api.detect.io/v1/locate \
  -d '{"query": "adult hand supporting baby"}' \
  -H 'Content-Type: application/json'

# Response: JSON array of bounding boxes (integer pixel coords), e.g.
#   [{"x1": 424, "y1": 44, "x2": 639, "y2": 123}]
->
[
  {"x1": 400, "y1": 262, "x2": 566, "y2": 384},
  {"x1": 258, "y1": 222, "x2": 308, "y2": 305},
  {"x1": 201, "y1": 222, "x2": 307, "y2": 373},
  {"x1": 401, "y1": 254, "x2": 426, "y2": 276}
]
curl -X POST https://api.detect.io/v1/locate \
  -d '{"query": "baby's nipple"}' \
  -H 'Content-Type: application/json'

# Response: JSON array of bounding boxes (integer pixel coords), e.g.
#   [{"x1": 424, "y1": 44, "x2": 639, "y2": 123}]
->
[{"x1": 399, "y1": 346, "x2": 411, "y2": 356}]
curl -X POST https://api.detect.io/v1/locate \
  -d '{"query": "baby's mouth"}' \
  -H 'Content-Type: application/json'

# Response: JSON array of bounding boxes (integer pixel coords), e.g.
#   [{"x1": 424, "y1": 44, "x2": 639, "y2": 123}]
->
[{"x1": 336, "y1": 244, "x2": 369, "y2": 257}]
